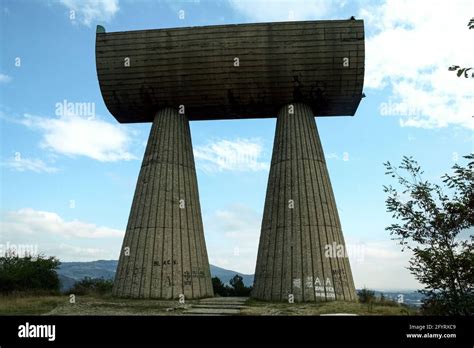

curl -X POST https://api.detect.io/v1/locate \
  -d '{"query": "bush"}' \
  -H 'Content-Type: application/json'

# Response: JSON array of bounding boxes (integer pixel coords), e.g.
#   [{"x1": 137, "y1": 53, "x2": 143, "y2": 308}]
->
[
  {"x1": 69, "y1": 277, "x2": 114, "y2": 296},
  {"x1": 212, "y1": 275, "x2": 253, "y2": 297},
  {"x1": 229, "y1": 274, "x2": 252, "y2": 296},
  {"x1": 212, "y1": 277, "x2": 229, "y2": 297},
  {"x1": 357, "y1": 288, "x2": 376, "y2": 304},
  {"x1": 378, "y1": 293, "x2": 399, "y2": 307},
  {"x1": 0, "y1": 253, "x2": 60, "y2": 294}
]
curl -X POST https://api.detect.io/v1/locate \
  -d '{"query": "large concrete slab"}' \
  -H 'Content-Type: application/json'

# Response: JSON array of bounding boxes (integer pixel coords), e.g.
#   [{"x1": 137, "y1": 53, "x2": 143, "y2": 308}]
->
[{"x1": 95, "y1": 20, "x2": 364, "y2": 123}]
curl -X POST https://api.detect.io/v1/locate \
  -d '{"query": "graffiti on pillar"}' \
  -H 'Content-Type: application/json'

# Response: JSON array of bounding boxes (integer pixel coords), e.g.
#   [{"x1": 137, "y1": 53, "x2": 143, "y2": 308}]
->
[
  {"x1": 313, "y1": 276, "x2": 336, "y2": 299},
  {"x1": 153, "y1": 259, "x2": 178, "y2": 267},
  {"x1": 183, "y1": 270, "x2": 192, "y2": 285},
  {"x1": 131, "y1": 267, "x2": 140, "y2": 284},
  {"x1": 331, "y1": 268, "x2": 349, "y2": 296},
  {"x1": 332, "y1": 268, "x2": 349, "y2": 285},
  {"x1": 325, "y1": 277, "x2": 336, "y2": 299},
  {"x1": 292, "y1": 278, "x2": 301, "y2": 289},
  {"x1": 314, "y1": 277, "x2": 325, "y2": 297},
  {"x1": 181, "y1": 269, "x2": 206, "y2": 282},
  {"x1": 305, "y1": 276, "x2": 313, "y2": 289}
]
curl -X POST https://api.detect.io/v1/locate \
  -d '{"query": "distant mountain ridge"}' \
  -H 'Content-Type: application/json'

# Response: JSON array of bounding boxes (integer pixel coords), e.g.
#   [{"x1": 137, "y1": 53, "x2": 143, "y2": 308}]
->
[{"x1": 57, "y1": 260, "x2": 254, "y2": 291}]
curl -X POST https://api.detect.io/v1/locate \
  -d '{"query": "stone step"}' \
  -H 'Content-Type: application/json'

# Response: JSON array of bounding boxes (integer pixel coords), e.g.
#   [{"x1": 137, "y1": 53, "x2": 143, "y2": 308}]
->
[
  {"x1": 183, "y1": 308, "x2": 241, "y2": 315},
  {"x1": 182, "y1": 312, "x2": 228, "y2": 316},
  {"x1": 197, "y1": 297, "x2": 248, "y2": 304},
  {"x1": 192, "y1": 304, "x2": 245, "y2": 309},
  {"x1": 198, "y1": 297, "x2": 248, "y2": 300},
  {"x1": 195, "y1": 302, "x2": 246, "y2": 305}
]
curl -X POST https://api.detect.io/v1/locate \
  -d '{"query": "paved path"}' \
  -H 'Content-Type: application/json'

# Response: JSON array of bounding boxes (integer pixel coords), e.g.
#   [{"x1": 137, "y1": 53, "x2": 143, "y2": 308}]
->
[{"x1": 183, "y1": 297, "x2": 248, "y2": 316}]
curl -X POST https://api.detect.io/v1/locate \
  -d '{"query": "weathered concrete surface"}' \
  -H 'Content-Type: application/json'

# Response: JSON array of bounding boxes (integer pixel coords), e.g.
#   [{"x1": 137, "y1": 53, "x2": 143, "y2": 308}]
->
[
  {"x1": 95, "y1": 20, "x2": 364, "y2": 122},
  {"x1": 252, "y1": 103, "x2": 357, "y2": 302},
  {"x1": 112, "y1": 107, "x2": 213, "y2": 299}
]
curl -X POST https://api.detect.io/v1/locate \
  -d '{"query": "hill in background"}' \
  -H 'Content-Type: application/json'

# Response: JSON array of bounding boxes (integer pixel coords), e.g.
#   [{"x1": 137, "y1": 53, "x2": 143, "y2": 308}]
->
[{"x1": 57, "y1": 260, "x2": 254, "y2": 291}]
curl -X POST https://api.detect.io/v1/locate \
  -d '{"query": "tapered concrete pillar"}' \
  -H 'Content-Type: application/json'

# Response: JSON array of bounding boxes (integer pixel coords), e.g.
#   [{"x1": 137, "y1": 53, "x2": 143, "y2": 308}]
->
[
  {"x1": 113, "y1": 107, "x2": 213, "y2": 299},
  {"x1": 252, "y1": 103, "x2": 357, "y2": 302}
]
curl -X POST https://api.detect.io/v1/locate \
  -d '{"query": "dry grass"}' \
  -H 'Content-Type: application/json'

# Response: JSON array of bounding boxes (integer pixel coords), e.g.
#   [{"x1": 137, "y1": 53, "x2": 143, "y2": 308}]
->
[
  {"x1": 0, "y1": 294, "x2": 66, "y2": 315},
  {"x1": 241, "y1": 299, "x2": 418, "y2": 316},
  {"x1": 0, "y1": 294, "x2": 418, "y2": 316},
  {"x1": 0, "y1": 293, "x2": 194, "y2": 315}
]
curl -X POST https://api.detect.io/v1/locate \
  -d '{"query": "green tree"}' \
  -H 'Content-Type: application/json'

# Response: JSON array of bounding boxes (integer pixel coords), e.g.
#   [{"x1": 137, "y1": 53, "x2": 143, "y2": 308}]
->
[
  {"x1": 229, "y1": 274, "x2": 252, "y2": 296},
  {"x1": 211, "y1": 276, "x2": 228, "y2": 297},
  {"x1": 358, "y1": 287, "x2": 376, "y2": 303},
  {"x1": 357, "y1": 287, "x2": 376, "y2": 312},
  {"x1": 0, "y1": 252, "x2": 60, "y2": 293},
  {"x1": 383, "y1": 154, "x2": 473, "y2": 315},
  {"x1": 212, "y1": 275, "x2": 252, "y2": 297}
]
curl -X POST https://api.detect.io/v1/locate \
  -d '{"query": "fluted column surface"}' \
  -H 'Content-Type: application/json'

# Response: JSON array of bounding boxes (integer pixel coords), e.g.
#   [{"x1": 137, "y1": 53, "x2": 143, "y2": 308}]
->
[
  {"x1": 113, "y1": 107, "x2": 213, "y2": 299},
  {"x1": 252, "y1": 103, "x2": 356, "y2": 302}
]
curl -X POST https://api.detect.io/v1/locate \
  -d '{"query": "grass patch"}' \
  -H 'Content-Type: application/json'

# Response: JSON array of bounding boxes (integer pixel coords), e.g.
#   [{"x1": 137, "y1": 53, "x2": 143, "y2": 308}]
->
[
  {"x1": 0, "y1": 294, "x2": 419, "y2": 316},
  {"x1": 0, "y1": 294, "x2": 67, "y2": 315},
  {"x1": 242, "y1": 299, "x2": 418, "y2": 316}
]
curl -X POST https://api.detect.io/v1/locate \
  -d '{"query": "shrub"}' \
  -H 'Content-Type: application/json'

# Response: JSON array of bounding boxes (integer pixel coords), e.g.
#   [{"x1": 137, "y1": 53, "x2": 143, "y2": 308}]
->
[
  {"x1": 0, "y1": 252, "x2": 60, "y2": 294},
  {"x1": 69, "y1": 277, "x2": 114, "y2": 296},
  {"x1": 212, "y1": 275, "x2": 253, "y2": 297},
  {"x1": 357, "y1": 287, "x2": 376, "y2": 304}
]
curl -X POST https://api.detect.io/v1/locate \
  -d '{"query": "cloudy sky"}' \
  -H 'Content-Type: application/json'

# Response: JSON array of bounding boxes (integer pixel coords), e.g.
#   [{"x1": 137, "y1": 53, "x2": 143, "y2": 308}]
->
[{"x1": 0, "y1": 0, "x2": 472, "y2": 291}]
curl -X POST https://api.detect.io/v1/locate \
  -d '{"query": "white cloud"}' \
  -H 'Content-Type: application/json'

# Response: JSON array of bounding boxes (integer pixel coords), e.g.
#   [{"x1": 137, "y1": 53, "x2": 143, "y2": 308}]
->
[
  {"x1": 228, "y1": 0, "x2": 336, "y2": 22},
  {"x1": 194, "y1": 138, "x2": 269, "y2": 173},
  {"x1": 0, "y1": 209, "x2": 123, "y2": 261},
  {"x1": 204, "y1": 204, "x2": 261, "y2": 274},
  {"x1": 361, "y1": 0, "x2": 474, "y2": 129},
  {"x1": 1, "y1": 208, "x2": 123, "y2": 239},
  {"x1": 0, "y1": 73, "x2": 11, "y2": 84},
  {"x1": 347, "y1": 238, "x2": 420, "y2": 290},
  {"x1": 59, "y1": 0, "x2": 119, "y2": 27},
  {"x1": 43, "y1": 243, "x2": 114, "y2": 261},
  {"x1": 2, "y1": 155, "x2": 58, "y2": 173},
  {"x1": 326, "y1": 151, "x2": 350, "y2": 161},
  {"x1": 20, "y1": 113, "x2": 136, "y2": 162},
  {"x1": 229, "y1": 0, "x2": 473, "y2": 129},
  {"x1": 204, "y1": 204, "x2": 420, "y2": 289}
]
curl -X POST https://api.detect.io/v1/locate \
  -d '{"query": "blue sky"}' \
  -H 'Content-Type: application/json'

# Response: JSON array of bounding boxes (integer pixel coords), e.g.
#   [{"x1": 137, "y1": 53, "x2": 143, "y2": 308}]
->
[{"x1": 0, "y1": 0, "x2": 472, "y2": 290}]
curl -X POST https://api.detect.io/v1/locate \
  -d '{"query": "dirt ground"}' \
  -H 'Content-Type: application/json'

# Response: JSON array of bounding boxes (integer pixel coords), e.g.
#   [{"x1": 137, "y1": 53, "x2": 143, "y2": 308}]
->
[{"x1": 0, "y1": 294, "x2": 418, "y2": 316}]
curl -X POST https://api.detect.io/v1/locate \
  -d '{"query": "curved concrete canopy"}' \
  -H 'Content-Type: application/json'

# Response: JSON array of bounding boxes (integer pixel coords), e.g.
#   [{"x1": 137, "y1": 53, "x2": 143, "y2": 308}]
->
[{"x1": 95, "y1": 20, "x2": 365, "y2": 123}]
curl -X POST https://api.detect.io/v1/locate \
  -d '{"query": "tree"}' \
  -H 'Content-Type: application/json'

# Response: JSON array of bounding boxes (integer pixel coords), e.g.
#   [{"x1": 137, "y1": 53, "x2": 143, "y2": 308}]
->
[
  {"x1": 383, "y1": 154, "x2": 473, "y2": 315},
  {"x1": 211, "y1": 276, "x2": 228, "y2": 297},
  {"x1": 0, "y1": 251, "x2": 60, "y2": 294},
  {"x1": 357, "y1": 287, "x2": 376, "y2": 312},
  {"x1": 229, "y1": 274, "x2": 252, "y2": 296},
  {"x1": 358, "y1": 287, "x2": 376, "y2": 304},
  {"x1": 231, "y1": 274, "x2": 253, "y2": 296},
  {"x1": 211, "y1": 275, "x2": 252, "y2": 297}
]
